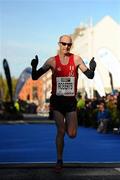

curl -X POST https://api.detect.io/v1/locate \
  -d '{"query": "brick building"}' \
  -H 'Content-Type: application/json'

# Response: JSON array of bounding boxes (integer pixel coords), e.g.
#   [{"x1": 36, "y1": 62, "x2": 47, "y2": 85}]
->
[
  {"x1": 19, "y1": 78, "x2": 43, "y2": 106},
  {"x1": 18, "y1": 70, "x2": 52, "y2": 112}
]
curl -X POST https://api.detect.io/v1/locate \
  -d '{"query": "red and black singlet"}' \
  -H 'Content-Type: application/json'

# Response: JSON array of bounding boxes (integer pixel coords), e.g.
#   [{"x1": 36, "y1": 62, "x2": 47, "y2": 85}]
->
[{"x1": 52, "y1": 54, "x2": 78, "y2": 97}]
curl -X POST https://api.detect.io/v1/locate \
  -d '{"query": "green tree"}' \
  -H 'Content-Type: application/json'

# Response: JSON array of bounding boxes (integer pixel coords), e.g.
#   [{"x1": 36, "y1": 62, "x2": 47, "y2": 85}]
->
[{"x1": 0, "y1": 74, "x2": 18, "y2": 102}]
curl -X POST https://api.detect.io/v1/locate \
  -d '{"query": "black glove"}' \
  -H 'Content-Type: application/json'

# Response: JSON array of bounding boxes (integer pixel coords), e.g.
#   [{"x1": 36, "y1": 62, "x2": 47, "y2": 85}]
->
[
  {"x1": 89, "y1": 57, "x2": 96, "y2": 71},
  {"x1": 31, "y1": 55, "x2": 39, "y2": 68}
]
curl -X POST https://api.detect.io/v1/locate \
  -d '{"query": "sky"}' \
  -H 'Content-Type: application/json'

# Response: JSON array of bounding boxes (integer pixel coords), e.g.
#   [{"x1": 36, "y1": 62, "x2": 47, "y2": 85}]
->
[{"x1": 0, "y1": 0, "x2": 120, "y2": 78}]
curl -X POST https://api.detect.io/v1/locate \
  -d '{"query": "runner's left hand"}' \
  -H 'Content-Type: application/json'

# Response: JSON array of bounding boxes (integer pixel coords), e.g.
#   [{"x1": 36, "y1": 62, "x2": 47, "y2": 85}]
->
[{"x1": 89, "y1": 57, "x2": 96, "y2": 71}]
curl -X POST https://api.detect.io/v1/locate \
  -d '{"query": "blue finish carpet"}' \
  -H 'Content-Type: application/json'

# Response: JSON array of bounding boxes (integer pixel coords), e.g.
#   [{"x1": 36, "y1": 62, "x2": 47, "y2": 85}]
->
[{"x1": 0, "y1": 124, "x2": 120, "y2": 163}]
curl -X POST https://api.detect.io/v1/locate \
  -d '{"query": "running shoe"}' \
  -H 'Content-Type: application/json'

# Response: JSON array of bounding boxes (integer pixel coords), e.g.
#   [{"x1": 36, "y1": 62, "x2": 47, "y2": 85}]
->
[{"x1": 54, "y1": 159, "x2": 63, "y2": 173}]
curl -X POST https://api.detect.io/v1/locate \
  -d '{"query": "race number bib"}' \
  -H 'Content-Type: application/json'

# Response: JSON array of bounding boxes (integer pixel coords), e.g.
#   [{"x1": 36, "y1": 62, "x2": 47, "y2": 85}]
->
[{"x1": 56, "y1": 77, "x2": 75, "y2": 96}]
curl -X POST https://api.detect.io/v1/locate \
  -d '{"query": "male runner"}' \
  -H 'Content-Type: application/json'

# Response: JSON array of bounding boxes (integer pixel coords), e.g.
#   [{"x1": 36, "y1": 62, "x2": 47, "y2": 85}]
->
[{"x1": 31, "y1": 34, "x2": 96, "y2": 172}]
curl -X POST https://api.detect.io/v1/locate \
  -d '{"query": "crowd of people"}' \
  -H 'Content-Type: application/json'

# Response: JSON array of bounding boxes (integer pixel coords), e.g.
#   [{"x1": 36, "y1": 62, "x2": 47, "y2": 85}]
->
[{"x1": 76, "y1": 91, "x2": 120, "y2": 133}]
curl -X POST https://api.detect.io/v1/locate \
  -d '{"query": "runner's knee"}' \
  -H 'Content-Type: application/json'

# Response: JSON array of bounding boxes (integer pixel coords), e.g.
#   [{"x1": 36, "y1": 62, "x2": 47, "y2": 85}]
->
[{"x1": 67, "y1": 129, "x2": 77, "y2": 138}]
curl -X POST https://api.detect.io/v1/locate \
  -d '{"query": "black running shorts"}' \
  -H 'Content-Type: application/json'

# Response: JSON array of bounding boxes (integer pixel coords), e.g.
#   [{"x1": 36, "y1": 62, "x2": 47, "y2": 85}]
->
[{"x1": 50, "y1": 95, "x2": 77, "y2": 116}]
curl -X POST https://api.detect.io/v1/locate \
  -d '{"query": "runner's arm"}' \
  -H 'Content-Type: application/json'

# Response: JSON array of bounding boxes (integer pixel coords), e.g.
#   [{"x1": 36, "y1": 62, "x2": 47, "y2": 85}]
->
[
  {"x1": 31, "y1": 55, "x2": 51, "y2": 80},
  {"x1": 78, "y1": 57, "x2": 96, "y2": 79}
]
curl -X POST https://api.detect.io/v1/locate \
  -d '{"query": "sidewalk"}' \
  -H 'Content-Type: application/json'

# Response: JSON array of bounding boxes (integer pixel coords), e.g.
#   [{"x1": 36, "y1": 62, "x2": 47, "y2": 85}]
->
[{"x1": 0, "y1": 163, "x2": 120, "y2": 180}]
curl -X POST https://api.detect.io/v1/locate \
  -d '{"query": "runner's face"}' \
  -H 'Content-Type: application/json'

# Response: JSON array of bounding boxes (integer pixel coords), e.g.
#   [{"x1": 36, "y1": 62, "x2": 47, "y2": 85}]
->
[{"x1": 59, "y1": 36, "x2": 72, "y2": 54}]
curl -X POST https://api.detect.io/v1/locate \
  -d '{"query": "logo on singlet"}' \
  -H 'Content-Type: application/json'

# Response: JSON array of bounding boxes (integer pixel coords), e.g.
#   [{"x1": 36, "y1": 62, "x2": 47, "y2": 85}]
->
[
  {"x1": 57, "y1": 67, "x2": 61, "y2": 71},
  {"x1": 69, "y1": 65, "x2": 74, "y2": 76}
]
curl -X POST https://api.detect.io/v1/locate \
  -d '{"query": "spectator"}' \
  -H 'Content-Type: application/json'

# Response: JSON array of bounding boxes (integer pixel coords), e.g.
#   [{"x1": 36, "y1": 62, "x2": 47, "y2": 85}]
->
[
  {"x1": 77, "y1": 93, "x2": 85, "y2": 125},
  {"x1": 97, "y1": 102, "x2": 111, "y2": 133}
]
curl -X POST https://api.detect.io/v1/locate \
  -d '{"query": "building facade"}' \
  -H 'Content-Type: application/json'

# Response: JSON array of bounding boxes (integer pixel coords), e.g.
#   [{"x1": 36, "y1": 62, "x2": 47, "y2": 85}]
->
[
  {"x1": 19, "y1": 78, "x2": 43, "y2": 106},
  {"x1": 71, "y1": 16, "x2": 120, "y2": 98}
]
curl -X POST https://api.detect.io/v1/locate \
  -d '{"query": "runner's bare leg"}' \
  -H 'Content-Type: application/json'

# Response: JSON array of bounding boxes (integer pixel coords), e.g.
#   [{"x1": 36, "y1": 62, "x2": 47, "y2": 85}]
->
[
  {"x1": 66, "y1": 111, "x2": 78, "y2": 138},
  {"x1": 54, "y1": 110, "x2": 66, "y2": 160}
]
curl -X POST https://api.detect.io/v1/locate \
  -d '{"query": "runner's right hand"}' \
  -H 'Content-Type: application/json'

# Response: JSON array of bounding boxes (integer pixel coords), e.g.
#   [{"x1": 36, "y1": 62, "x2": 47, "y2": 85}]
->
[{"x1": 31, "y1": 55, "x2": 39, "y2": 68}]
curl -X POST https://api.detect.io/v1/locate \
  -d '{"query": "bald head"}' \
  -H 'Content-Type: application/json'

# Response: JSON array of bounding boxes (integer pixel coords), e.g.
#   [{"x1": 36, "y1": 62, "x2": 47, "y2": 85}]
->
[{"x1": 59, "y1": 35, "x2": 72, "y2": 44}]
